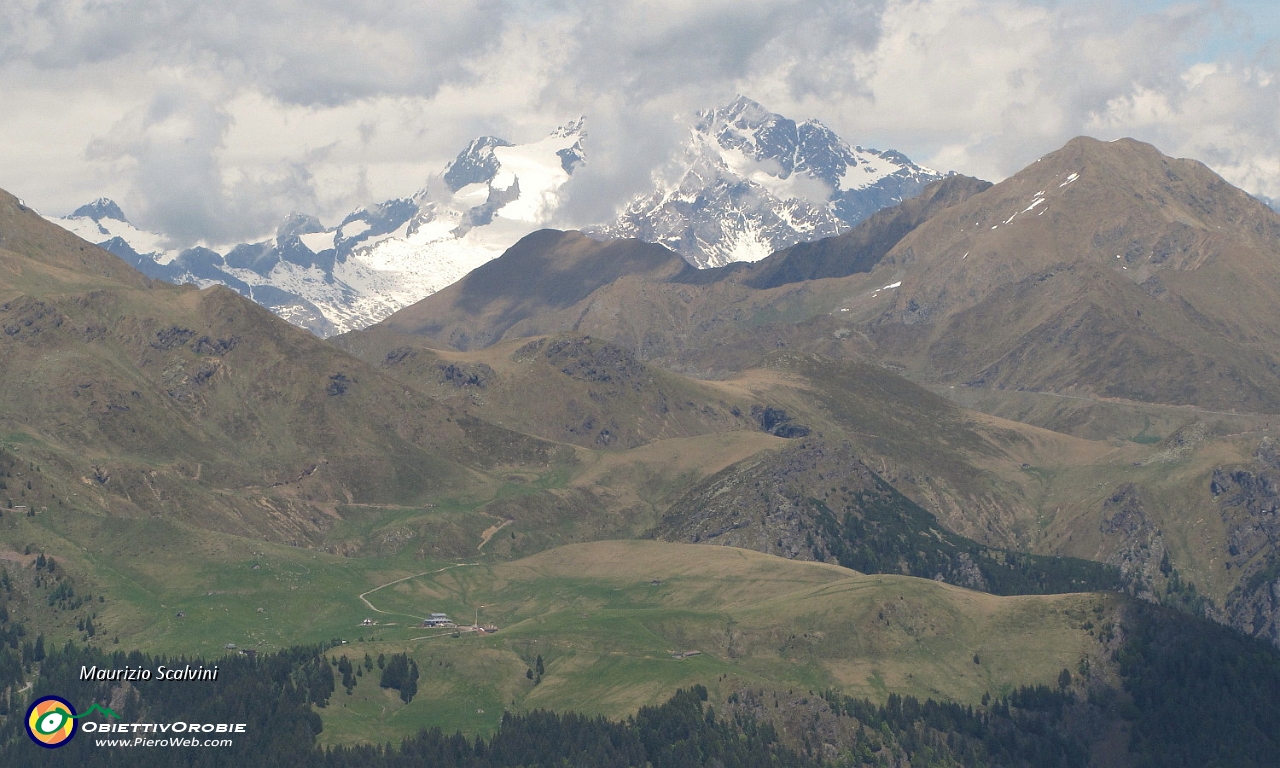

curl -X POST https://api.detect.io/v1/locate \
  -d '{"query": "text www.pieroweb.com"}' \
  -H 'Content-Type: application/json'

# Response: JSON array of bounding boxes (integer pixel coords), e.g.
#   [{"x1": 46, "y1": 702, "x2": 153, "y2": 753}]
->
[{"x1": 85, "y1": 721, "x2": 242, "y2": 748}]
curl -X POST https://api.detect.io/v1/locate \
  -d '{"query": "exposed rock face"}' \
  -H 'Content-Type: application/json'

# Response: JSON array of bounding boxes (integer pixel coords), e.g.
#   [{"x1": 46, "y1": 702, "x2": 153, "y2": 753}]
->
[
  {"x1": 1213, "y1": 439, "x2": 1280, "y2": 572},
  {"x1": 1215, "y1": 438, "x2": 1280, "y2": 646},
  {"x1": 654, "y1": 438, "x2": 1116, "y2": 596},
  {"x1": 1100, "y1": 484, "x2": 1166, "y2": 604},
  {"x1": 750, "y1": 405, "x2": 810, "y2": 438},
  {"x1": 1214, "y1": 468, "x2": 1280, "y2": 567},
  {"x1": 653, "y1": 438, "x2": 862, "y2": 561},
  {"x1": 1229, "y1": 578, "x2": 1280, "y2": 648},
  {"x1": 436, "y1": 362, "x2": 495, "y2": 389}
]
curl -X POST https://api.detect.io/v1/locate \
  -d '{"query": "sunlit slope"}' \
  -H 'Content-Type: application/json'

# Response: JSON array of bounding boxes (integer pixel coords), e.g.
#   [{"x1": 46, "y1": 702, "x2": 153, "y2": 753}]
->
[
  {"x1": 336, "y1": 328, "x2": 1099, "y2": 558},
  {"x1": 2, "y1": 510, "x2": 1117, "y2": 746},
  {"x1": 316, "y1": 540, "x2": 1118, "y2": 743},
  {"x1": 0, "y1": 188, "x2": 568, "y2": 543},
  {"x1": 334, "y1": 329, "x2": 762, "y2": 451},
  {"x1": 852, "y1": 137, "x2": 1280, "y2": 412}
]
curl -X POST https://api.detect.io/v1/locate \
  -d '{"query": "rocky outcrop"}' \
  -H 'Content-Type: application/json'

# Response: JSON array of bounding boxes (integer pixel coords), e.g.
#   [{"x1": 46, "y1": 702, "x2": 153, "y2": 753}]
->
[
  {"x1": 653, "y1": 438, "x2": 865, "y2": 560},
  {"x1": 654, "y1": 438, "x2": 1117, "y2": 596},
  {"x1": 1100, "y1": 484, "x2": 1167, "y2": 603},
  {"x1": 1215, "y1": 438, "x2": 1280, "y2": 646}
]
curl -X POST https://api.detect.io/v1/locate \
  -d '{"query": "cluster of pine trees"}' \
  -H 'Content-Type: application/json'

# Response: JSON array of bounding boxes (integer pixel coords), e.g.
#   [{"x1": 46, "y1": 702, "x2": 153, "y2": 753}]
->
[
  {"x1": 524, "y1": 654, "x2": 544, "y2": 684},
  {"x1": 378, "y1": 652, "x2": 419, "y2": 703},
  {"x1": 1117, "y1": 601, "x2": 1280, "y2": 767},
  {"x1": 0, "y1": 563, "x2": 49, "y2": 717},
  {"x1": 320, "y1": 685, "x2": 814, "y2": 768},
  {"x1": 811, "y1": 687, "x2": 1090, "y2": 766}
]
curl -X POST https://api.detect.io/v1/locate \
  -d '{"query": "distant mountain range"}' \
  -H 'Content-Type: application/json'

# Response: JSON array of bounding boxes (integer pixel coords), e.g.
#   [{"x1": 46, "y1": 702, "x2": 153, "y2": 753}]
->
[
  {"x1": 54, "y1": 120, "x2": 587, "y2": 336},
  {"x1": 51, "y1": 98, "x2": 939, "y2": 335},
  {"x1": 390, "y1": 136, "x2": 1280, "y2": 413}
]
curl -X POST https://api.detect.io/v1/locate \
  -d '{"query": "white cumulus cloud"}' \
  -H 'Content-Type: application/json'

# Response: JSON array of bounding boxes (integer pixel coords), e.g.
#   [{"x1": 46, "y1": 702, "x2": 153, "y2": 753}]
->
[{"x1": 0, "y1": 0, "x2": 1275, "y2": 246}]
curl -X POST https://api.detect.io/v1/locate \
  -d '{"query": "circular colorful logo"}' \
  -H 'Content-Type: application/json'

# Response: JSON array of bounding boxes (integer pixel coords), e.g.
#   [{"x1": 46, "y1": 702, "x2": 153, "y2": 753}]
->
[{"x1": 26, "y1": 696, "x2": 78, "y2": 748}]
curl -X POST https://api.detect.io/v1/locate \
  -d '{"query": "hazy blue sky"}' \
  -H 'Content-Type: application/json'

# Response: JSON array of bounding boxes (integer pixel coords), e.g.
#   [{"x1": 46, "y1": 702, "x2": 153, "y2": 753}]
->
[{"x1": 1, "y1": 0, "x2": 1275, "y2": 245}]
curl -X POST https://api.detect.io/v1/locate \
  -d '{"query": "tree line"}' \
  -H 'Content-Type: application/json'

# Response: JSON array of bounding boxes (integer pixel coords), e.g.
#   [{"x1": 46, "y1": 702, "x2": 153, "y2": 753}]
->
[
  {"x1": 810, "y1": 479, "x2": 1122, "y2": 596},
  {"x1": 0, "y1": 603, "x2": 1278, "y2": 766}
]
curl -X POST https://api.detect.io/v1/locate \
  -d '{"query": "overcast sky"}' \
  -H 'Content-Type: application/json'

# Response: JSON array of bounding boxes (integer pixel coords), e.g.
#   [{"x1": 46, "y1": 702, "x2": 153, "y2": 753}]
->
[{"x1": 1, "y1": 0, "x2": 1276, "y2": 247}]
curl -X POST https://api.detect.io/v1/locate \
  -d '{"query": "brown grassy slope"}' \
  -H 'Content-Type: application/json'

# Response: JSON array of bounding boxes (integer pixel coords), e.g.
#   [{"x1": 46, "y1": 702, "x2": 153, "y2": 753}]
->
[
  {"x1": 664, "y1": 354, "x2": 1126, "y2": 552},
  {"x1": 367, "y1": 137, "x2": 1280, "y2": 416},
  {"x1": 350, "y1": 179, "x2": 989, "y2": 372},
  {"x1": 332, "y1": 329, "x2": 762, "y2": 451},
  {"x1": 342, "y1": 141, "x2": 1280, "y2": 645},
  {"x1": 853, "y1": 137, "x2": 1280, "y2": 412},
  {"x1": 0, "y1": 189, "x2": 562, "y2": 542},
  {"x1": 346, "y1": 324, "x2": 1118, "y2": 558},
  {"x1": 730, "y1": 174, "x2": 993, "y2": 290},
  {"x1": 377, "y1": 230, "x2": 694, "y2": 350}
]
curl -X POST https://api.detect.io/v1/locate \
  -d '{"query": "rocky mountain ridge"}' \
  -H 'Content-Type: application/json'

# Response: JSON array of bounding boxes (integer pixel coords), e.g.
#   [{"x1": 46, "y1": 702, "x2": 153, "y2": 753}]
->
[
  {"x1": 52, "y1": 98, "x2": 939, "y2": 335},
  {"x1": 54, "y1": 120, "x2": 588, "y2": 336},
  {"x1": 588, "y1": 96, "x2": 943, "y2": 267},
  {"x1": 354, "y1": 135, "x2": 1280, "y2": 650}
]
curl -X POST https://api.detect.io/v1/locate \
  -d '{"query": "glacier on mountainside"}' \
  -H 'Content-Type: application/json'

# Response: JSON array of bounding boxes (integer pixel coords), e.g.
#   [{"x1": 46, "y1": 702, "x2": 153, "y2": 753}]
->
[
  {"x1": 51, "y1": 99, "x2": 942, "y2": 335},
  {"x1": 49, "y1": 120, "x2": 588, "y2": 336},
  {"x1": 588, "y1": 96, "x2": 944, "y2": 268}
]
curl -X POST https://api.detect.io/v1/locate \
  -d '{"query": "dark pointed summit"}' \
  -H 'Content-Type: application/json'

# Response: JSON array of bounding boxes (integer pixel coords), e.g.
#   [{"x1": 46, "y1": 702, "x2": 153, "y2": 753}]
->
[
  {"x1": 443, "y1": 136, "x2": 515, "y2": 192},
  {"x1": 72, "y1": 198, "x2": 127, "y2": 222},
  {"x1": 277, "y1": 212, "x2": 326, "y2": 240}
]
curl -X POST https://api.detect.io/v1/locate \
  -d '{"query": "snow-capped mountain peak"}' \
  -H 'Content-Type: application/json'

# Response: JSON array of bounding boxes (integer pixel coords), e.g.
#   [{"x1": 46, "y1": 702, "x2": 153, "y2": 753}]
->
[
  {"x1": 698, "y1": 95, "x2": 806, "y2": 175},
  {"x1": 52, "y1": 120, "x2": 590, "y2": 337},
  {"x1": 589, "y1": 96, "x2": 943, "y2": 268},
  {"x1": 51, "y1": 101, "x2": 939, "y2": 335},
  {"x1": 442, "y1": 136, "x2": 515, "y2": 192},
  {"x1": 71, "y1": 198, "x2": 127, "y2": 222},
  {"x1": 55, "y1": 198, "x2": 183, "y2": 266}
]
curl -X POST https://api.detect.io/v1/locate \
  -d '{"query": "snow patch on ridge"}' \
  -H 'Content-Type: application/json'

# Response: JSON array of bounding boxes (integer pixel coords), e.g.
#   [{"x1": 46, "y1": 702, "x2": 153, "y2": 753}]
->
[
  {"x1": 299, "y1": 231, "x2": 334, "y2": 254},
  {"x1": 871, "y1": 280, "x2": 902, "y2": 297},
  {"x1": 339, "y1": 220, "x2": 371, "y2": 239}
]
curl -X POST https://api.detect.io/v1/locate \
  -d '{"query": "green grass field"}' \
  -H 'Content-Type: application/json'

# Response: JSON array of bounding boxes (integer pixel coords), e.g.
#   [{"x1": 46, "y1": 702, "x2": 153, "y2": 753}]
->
[
  {"x1": 1, "y1": 509, "x2": 1116, "y2": 746},
  {"x1": 317, "y1": 541, "x2": 1113, "y2": 744}
]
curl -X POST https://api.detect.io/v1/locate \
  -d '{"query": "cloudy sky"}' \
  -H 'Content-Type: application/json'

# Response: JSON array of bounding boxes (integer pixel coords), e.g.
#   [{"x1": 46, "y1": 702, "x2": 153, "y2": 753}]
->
[{"x1": 2, "y1": 0, "x2": 1276, "y2": 247}]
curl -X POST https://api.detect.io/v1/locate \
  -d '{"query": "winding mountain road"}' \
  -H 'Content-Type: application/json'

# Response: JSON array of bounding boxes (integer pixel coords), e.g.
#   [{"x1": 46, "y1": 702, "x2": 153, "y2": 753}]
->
[{"x1": 357, "y1": 563, "x2": 478, "y2": 621}]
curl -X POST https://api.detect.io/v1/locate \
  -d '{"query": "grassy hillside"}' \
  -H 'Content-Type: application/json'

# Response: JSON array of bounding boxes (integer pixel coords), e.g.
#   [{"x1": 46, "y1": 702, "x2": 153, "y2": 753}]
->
[
  {"x1": 333, "y1": 330, "x2": 761, "y2": 451},
  {"x1": 0, "y1": 507, "x2": 1119, "y2": 748},
  {"x1": 4, "y1": 161, "x2": 1280, "y2": 764},
  {"x1": 376, "y1": 230, "x2": 694, "y2": 349},
  {"x1": 311, "y1": 540, "x2": 1117, "y2": 745},
  {"x1": 335, "y1": 320, "x2": 1280, "y2": 648},
  {"x1": 0, "y1": 188, "x2": 593, "y2": 550},
  {"x1": 332, "y1": 137, "x2": 1280, "y2": 652}
]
